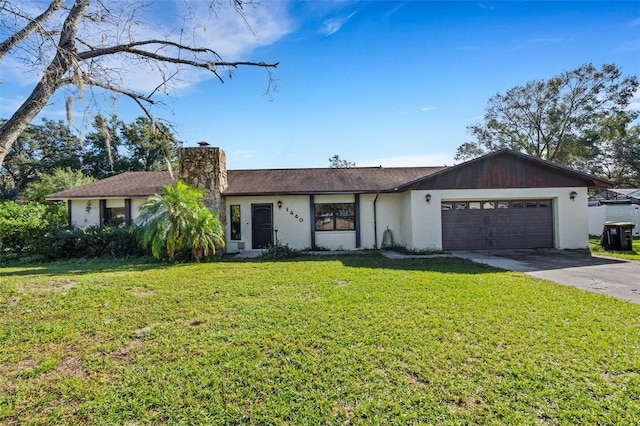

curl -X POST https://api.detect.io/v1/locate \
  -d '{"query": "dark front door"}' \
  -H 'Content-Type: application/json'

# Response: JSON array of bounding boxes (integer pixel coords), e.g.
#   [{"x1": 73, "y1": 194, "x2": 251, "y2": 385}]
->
[{"x1": 252, "y1": 204, "x2": 273, "y2": 249}]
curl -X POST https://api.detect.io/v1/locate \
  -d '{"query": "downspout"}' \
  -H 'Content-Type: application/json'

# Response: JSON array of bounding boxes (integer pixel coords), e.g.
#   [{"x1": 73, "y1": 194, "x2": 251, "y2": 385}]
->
[
  {"x1": 373, "y1": 193, "x2": 379, "y2": 249},
  {"x1": 310, "y1": 195, "x2": 316, "y2": 250}
]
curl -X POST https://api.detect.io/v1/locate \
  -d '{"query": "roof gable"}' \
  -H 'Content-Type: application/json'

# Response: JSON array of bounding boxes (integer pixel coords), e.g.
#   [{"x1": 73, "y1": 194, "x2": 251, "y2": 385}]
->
[{"x1": 397, "y1": 149, "x2": 613, "y2": 191}]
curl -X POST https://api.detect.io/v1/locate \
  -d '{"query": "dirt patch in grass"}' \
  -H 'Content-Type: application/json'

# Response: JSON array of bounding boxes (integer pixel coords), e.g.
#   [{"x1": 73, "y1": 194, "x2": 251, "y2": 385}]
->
[
  {"x1": 128, "y1": 286, "x2": 156, "y2": 297},
  {"x1": 111, "y1": 340, "x2": 144, "y2": 364},
  {"x1": 20, "y1": 278, "x2": 78, "y2": 293},
  {"x1": 407, "y1": 372, "x2": 428, "y2": 387},
  {"x1": 54, "y1": 355, "x2": 91, "y2": 379},
  {"x1": 133, "y1": 326, "x2": 152, "y2": 339},
  {"x1": 331, "y1": 402, "x2": 355, "y2": 421}
]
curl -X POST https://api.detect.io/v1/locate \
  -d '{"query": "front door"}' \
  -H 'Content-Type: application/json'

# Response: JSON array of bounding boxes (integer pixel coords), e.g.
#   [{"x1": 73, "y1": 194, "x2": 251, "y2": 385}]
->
[{"x1": 252, "y1": 204, "x2": 273, "y2": 249}]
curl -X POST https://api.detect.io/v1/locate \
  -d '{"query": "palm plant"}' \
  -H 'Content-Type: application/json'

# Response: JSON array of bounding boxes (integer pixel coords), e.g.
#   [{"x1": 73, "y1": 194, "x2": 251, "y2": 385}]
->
[
  {"x1": 137, "y1": 180, "x2": 224, "y2": 261},
  {"x1": 187, "y1": 208, "x2": 225, "y2": 262}
]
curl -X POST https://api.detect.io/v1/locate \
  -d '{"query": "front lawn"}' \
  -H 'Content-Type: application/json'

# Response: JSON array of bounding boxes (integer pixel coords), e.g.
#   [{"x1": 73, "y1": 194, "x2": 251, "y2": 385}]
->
[{"x1": 2, "y1": 255, "x2": 640, "y2": 424}]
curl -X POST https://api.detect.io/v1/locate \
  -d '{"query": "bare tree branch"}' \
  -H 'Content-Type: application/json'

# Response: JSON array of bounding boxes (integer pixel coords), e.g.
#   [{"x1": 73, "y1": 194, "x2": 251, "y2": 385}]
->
[
  {"x1": 0, "y1": 0, "x2": 280, "y2": 168},
  {"x1": 0, "y1": 0, "x2": 63, "y2": 61}
]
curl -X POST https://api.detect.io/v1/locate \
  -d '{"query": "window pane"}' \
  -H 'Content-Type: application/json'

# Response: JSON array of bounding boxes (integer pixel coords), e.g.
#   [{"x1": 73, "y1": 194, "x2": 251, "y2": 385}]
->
[
  {"x1": 441, "y1": 202, "x2": 453, "y2": 211},
  {"x1": 497, "y1": 201, "x2": 509, "y2": 209},
  {"x1": 455, "y1": 202, "x2": 467, "y2": 210},
  {"x1": 469, "y1": 202, "x2": 481, "y2": 210},
  {"x1": 315, "y1": 203, "x2": 355, "y2": 231},
  {"x1": 483, "y1": 201, "x2": 495, "y2": 209},
  {"x1": 107, "y1": 207, "x2": 125, "y2": 226},
  {"x1": 315, "y1": 217, "x2": 334, "y2": 231},
  {"x1": 230, "y1": 205, "x2": 241, "y2": 240},
  {"x1": 336, "y1": 216, "x2": 355, "y2": 230},
  {"x1": 525, "y1": 200, "x2": 538, "y2": 208},
  {"x1": 539, "y1": 199, "x2": 551, "y2": 208},
  {"x1": 511, "y1": 201, "x2": 523, "y2": 208}
]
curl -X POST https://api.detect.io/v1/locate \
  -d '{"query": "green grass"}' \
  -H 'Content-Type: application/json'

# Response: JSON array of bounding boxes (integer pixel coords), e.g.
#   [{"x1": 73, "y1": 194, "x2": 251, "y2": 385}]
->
[
  {"x1": 589, "y1": 236, "x2": 640, "y2": 261},
  {"x1": 2, "y1": 255, "x2": 640, "y2": 424}
]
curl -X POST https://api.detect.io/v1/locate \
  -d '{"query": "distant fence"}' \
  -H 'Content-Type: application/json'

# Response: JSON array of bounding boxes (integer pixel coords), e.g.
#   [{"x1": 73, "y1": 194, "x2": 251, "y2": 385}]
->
[{"x1": 588, "y1": 204, "x2": 640, "y2": 236}]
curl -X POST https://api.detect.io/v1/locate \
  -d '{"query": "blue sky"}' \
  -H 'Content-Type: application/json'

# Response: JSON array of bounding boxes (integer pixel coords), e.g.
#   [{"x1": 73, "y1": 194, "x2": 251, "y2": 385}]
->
[{"x1": 2, "y1": 1, "x2": 639, "y2": 170}]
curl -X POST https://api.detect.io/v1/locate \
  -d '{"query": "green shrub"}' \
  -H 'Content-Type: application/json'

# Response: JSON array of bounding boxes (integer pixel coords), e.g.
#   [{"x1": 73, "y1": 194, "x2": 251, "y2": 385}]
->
[
  {"x1": 260, "y1": 240, "x2": 301, "y2": 260},
  {"x1": 0, "y1": 201, "x2": 50, "y2": 253},
  {"x1": 39, "y1": 225, "x2": 148, "y2": 260}
]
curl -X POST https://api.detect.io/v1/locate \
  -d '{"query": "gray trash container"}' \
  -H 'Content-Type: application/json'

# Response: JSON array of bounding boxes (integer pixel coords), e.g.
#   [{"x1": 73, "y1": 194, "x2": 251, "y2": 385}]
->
[{"x1": 601, "y1": 222, "x2": 635, "y2": 251}]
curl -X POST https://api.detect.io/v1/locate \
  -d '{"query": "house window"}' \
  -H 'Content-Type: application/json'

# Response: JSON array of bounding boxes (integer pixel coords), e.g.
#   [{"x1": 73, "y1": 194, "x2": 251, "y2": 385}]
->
[
  {"x1": 230, "y1": 205, "x2": 241, "y2": 240},
  {"x1": 105, "y1": 207, "x2": 125, "y2": 226},
  {"x1": 315, "y1": 203, "x2": 355, "y2": 231}
]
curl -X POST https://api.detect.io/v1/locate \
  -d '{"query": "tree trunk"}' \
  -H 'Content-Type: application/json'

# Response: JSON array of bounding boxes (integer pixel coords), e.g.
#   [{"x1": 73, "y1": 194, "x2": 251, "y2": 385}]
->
[
  {"x1": 0, "y1": 0, "x2": 88, "y2": 168},
  {"x1": 0, "y1": 75, "x2": 62, "y2": 167}
]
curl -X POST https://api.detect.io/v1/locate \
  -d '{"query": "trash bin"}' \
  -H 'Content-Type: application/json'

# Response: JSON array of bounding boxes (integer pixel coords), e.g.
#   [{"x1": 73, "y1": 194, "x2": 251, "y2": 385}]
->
[{"x1": 601, "y1": 222, "x2": 635, "y2": 251}]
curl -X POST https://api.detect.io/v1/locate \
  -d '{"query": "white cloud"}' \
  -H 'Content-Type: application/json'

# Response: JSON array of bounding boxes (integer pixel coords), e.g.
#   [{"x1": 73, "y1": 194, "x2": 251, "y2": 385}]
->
[
  {"x1": 320, "y1": 11, "x2": 357, "y2": 36},
  {"x1": 3, "y1": 1, "x2": 292, "y2": 98},
  {"x1": 0, "y1": 96, "x2": 28, "y2": 115},
  {"x1": 478, "y1": 3, "x2": 496, "y2": 11},
  {"x1": 629, "y1": 88, "x2": 640, "y2": 111},
  {"x1": 183, "y1": 1, "x2": 292, "y2": 59},
  {"x1": 360, "y1": 153, "x2": 456, "y2": 168},
  {"x1": 421, "y1": 106, "x2": 437, "y2": 112}
]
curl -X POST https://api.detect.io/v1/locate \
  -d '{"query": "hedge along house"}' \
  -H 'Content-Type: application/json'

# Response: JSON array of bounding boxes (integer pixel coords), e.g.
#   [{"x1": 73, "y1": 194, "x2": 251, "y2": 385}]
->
[{"x1": 46, "y1": 145, "x2": 612, "y2": 252}]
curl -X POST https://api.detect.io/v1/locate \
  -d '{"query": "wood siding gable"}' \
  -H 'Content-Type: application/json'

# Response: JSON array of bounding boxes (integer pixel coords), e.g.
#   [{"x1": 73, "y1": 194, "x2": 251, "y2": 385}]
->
[{"x1": 397, "y1": 149, "x2": 612, "y2": 191}]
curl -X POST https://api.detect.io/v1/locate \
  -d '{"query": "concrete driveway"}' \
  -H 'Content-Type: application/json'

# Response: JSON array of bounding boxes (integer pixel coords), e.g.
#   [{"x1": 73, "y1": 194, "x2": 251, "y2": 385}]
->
[{"x1": 452, "y1": 249, "x2": 640, "y2": 305}]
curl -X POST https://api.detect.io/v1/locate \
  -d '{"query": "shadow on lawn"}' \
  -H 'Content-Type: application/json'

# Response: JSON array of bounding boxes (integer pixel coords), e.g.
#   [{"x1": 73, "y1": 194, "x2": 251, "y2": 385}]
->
[
  {"x1": 234, "y1": 252, "x2": 499, "y2": 274},
  {"x1": 0, "y1": 257, "x2": 184, "y2": 278},
  {"x1": 0, "y1": 253, "x2": 498, "y2": 278}
]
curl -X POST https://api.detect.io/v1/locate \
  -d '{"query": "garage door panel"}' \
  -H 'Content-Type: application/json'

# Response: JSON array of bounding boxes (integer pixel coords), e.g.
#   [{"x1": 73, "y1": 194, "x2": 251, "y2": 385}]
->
[{"x1": 442, "y1": 199, "x2": 553, "y2": 250}]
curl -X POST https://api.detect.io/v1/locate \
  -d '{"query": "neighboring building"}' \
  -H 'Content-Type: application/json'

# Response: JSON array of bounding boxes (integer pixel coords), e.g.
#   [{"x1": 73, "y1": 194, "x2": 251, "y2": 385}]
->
[
  {"x1": 589, "y1": 188, "x2": 640, "y2": 206},
  {"x1": 46, "y1": 146, "x2": 612, "y2": 252},
  {"x1": 588, "y1": 189, "x2": 640, "y2": 237}
]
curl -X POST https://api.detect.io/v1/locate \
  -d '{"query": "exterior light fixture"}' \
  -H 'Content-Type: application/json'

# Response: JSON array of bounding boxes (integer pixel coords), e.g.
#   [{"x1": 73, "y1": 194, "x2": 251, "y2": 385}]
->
[
  {"x1": 570, "y1": 191, "x2": 578, "y2": 201},
  {"x1": 277, "y1": 200, "x2": 282, "y2": 209},
  {"x1": 425, "y1": 194, "x2": 432, "y2": 203}
]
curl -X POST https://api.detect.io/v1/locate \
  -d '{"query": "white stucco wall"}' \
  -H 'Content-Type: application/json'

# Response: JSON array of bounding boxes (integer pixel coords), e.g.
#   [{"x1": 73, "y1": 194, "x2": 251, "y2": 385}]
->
[
  {"x1": 69, "y1": 199, "x2": 100, "y2": 227},
  {"x1": 131, "y1": 199, "x2": 148, "y2": 223},
  {"x1": 69, "y1": 198, "x2": 148, "y2": 228},
  {"x1": 588, "y1": 204, "x2": 640, "y2": 236},
  {"x1": 68, "y1": 186, "x2": 592, "y2": 252},
  {"x1": 359, "y1": 193, "x2": 403, "y2": 249},
  {"x1": 405, "y1": 187, "x2": 589, "y2": 251},
  {"x1": 224, "y1": 195, "x2": 312, "y2": 252}
]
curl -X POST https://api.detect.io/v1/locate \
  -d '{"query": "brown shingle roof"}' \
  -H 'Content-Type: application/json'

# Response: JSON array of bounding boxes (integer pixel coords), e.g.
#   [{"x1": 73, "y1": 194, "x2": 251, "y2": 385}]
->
[
  {"x1": 45, "y1": 171, "x2": 175, "y2": 200},
  {"x1": 224, "y1": 167, "x2": 446, "y2": 195},
  {"x1": 45, "y1": 167, "x2": 447, "y2": 200}
]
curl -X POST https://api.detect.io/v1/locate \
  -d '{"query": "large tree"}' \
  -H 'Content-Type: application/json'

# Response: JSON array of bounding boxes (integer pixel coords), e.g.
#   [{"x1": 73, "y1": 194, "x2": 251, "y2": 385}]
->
[
  {"x1": 0, "y1": 0, "x2": 278, "y2": 168},
  {"x1": 455, "y1": 63, "x2": 639, "y2": 170},
  {"x1": 81, "y1": 114, "x2": 128, "y2": 179},
  {"x1": 329, "y1": 154, "x2": 356, "y2": 168},
  {"x1": 0, "y1": 118, "x2": 82, "y2": 200},
  {"x1": 120, "y1": 117, "x2": 182, "y2": 172}
]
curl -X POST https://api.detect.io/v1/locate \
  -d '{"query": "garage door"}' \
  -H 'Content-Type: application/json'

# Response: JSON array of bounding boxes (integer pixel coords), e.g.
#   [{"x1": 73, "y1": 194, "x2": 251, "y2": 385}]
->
[{"x1": 441, "y1": 200, "x2": 553, "y2": 250}]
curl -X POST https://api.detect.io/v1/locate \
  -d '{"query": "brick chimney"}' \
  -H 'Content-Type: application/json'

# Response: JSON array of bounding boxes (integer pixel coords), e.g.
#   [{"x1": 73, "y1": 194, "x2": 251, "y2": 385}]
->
[{"x1": 179, "y1": 145, "x2": 227, "y2": 223}]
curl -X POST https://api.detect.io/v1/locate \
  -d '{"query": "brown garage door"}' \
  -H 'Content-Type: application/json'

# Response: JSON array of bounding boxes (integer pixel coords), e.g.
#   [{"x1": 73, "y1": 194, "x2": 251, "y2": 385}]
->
[{"x1": 441, "y1": 200, "x2": 554, "y2": 250}]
